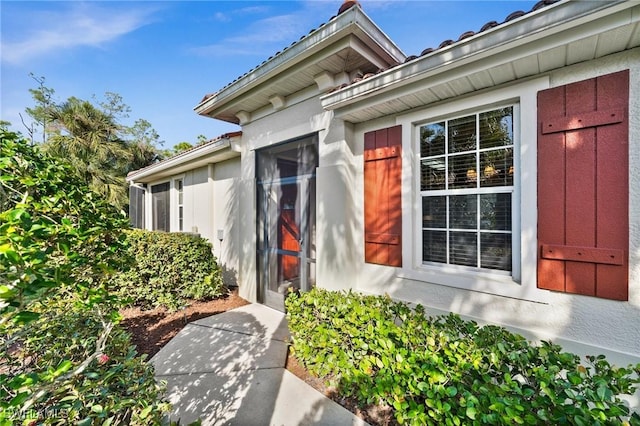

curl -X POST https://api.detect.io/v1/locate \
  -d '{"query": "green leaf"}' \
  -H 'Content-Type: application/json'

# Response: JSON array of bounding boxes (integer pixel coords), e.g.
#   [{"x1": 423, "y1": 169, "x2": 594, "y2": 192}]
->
[
  {"x1": 466, "y1": 406, "x2": 477, "y2": 420},
  {"x1": 54, "y1": 360, "x2": 73, "y2": 376},
  {"x1": 13, "y1": 311, "x2": 40, "y2": 324}
]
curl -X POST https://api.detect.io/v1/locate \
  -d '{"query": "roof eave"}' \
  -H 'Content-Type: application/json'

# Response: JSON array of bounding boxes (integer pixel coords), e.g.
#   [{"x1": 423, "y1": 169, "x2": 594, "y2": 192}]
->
[
  {"x1": 320, "y1": 0, "x2": 633, "y2": 113},
  {"x1": 193, "y1": 5, "x2": 406, "y2": 119},
  {"x1": 126, "y1": 134, "x2": 242, "y2": 183}
]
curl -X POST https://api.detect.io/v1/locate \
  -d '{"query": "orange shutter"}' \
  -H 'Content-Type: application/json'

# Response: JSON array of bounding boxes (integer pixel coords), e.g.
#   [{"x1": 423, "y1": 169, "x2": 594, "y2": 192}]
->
[
  {"x1": 537, "y1": 70, "x2": 629, "y2": 300},
  {"x1": 364, "y1": 125, "x2": 402, "y2": 266}
]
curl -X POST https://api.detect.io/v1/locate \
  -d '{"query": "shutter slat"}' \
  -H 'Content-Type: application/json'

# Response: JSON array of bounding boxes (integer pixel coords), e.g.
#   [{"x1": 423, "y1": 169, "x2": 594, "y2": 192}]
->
[
  {"x1": 541, "y1": 108, "x2": 624, "y2": 134},
  {"x1": 595, "y1": 71, "x2": 629, "y2": 300},
  {"x1": 537, "y1": 85, "x2": 567, "y2": 292},
  {"x1": 541, "y1": 245, "x2": 623, "y2": 265}
]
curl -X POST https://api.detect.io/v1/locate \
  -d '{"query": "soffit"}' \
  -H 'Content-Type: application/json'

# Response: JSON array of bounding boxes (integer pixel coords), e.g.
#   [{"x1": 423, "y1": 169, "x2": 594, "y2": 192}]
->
[{"x1": 321, "y1": 1, "x2": 640, "y2": 123}]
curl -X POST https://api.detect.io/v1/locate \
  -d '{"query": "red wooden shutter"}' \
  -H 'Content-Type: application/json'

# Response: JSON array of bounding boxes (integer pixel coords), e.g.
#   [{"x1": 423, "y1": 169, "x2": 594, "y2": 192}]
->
[
  {"x1": 364, "y1": 125, "x2": 402, "y2": 266},
  {"x1": 537, "y1": 70, "x2": 629, "y2": 300}
]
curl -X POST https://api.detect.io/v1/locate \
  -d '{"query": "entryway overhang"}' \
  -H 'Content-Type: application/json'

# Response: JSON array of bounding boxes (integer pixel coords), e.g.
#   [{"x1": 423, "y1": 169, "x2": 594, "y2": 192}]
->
[
  {"x1": 193, "y1": 5, "x2": 406, "y2": 126},
  {"x1": 320, "y1": 0, "x2": 640, "y2": 123}
]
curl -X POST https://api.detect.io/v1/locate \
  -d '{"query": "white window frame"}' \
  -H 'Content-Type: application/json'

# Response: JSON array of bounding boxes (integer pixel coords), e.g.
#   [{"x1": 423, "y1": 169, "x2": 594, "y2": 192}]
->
[
  {"x1": 419, "y1": 105, "x2": 516, "y2": 275},
  {"x1": 396, "y1": 77, "x2": 550, "y2": 302},
  {"x1": 171, "y1": 176, "x2": 185, "y2": 232}
]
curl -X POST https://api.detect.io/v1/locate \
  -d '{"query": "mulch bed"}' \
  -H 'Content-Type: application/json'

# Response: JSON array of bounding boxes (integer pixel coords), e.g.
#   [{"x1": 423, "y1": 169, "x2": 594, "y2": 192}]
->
[{"x1": 120, "y1": 287, "x2": 249, "y2": 358}]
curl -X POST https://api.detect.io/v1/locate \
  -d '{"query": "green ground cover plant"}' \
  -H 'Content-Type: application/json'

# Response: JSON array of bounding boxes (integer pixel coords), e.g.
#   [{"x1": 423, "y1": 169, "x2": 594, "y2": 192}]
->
[
  {"x1": 111, "y1": 229, "x2": 225, "y2": 311},
  {"x1": 0, "y1": 129, "x2": 169, "y2": 424},
  {"x1": 286, "y1": 288, "x2": 640, "y2": 425}
]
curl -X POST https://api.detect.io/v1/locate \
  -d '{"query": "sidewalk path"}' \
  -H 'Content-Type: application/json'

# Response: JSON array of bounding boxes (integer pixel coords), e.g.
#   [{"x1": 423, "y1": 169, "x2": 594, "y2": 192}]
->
[{"x1": 151, "y1": 303, "x2": 368, "y2": 425}]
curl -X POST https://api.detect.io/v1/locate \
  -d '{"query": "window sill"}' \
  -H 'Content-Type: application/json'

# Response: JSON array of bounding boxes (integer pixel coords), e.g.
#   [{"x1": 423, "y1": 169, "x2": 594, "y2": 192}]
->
[{"x1": 396, "y1": 265, "x2": 550, "y2": 304}]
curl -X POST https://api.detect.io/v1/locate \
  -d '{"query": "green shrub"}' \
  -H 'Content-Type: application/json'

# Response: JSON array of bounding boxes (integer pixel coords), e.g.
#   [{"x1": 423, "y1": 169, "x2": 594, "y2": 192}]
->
[
  {"x1": 111, "y1": 229, "x2": 225, "y2": 311},
  {"x1": 1, "y1": 300, "x2": 169, "y2": 425},
  {"x1": 0, "y1": 130, "x2": 170, "y2": 425},
  {"x1": 286, "y1": 288, "x2": 640, "y2": 425}
]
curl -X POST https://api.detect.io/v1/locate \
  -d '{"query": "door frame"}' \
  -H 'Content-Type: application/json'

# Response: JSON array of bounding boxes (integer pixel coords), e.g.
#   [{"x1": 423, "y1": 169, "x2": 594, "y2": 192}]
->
[{"x1": 255, "y1": 136, "x2": 318, "y2": 311}]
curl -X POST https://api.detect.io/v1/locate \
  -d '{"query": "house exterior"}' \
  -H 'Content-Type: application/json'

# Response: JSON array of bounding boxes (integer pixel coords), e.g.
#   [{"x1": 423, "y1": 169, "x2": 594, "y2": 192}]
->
[{"x1": 127, "y1": 0, "x2": 640, "y2": 371}]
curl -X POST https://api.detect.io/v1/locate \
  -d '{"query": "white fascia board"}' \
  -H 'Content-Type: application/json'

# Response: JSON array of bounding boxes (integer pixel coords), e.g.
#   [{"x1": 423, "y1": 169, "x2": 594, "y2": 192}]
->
[
  {"x1": 193, "y1": 6, "x2": 405, "y2": 117},
  {"x1": 126, "y1": 139, "x2": 233, "y2": 183},
  {"x1": 321, "y1": 0, "x2": 633, "y2": 112}
]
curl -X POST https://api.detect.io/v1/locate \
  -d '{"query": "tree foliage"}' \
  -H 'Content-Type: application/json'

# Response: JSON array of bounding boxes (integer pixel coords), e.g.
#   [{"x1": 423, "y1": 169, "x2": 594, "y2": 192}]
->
[{"x1": 23, "y1": 79, "x2": 164, "y2": 210}]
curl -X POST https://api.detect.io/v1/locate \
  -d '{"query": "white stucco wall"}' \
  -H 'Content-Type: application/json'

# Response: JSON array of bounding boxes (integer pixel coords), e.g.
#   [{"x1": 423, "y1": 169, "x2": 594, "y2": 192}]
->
[
  {"x1": 212, "y1": 157, "x2": 241, "y2": 286},
  {"x1": 183, "y1": 166, "x2": 211, "y2": 238},
  {"x1": 349, "y1": 49, "x2": 640, "y2": 368},
  {"x1": 143, "y1": 158, "x2": 243, "y2": 289}
]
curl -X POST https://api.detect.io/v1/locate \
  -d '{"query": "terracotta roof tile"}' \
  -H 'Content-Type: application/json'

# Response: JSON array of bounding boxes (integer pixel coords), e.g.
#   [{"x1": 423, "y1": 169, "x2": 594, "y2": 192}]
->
[
  {"x1": 458, "y1": 31, "x2": 476, "y2": 41},
  {"x1": 438, "y1": 39, "x2": 455, "y2": 49},
  {"x1": 338, "y1": 1, "x2": 360, "y2": 15},
  {"x1": 505, "y1": 10, "x2": 527, "y2": 21},
  {"x1": 480, "y1": 21, "x2": 500, "y2": 32}
]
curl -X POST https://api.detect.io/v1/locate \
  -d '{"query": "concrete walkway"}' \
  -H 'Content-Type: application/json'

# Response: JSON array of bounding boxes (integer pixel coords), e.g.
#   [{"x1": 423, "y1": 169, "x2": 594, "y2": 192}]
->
[{"x1": 151, "y1": 303, "x2": 368, "y2": 426}]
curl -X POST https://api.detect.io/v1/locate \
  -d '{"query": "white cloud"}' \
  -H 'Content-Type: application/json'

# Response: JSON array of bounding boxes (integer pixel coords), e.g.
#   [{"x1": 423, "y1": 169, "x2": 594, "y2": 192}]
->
[
  {"x1": 212, "y1": 6, "x2": 270, "y2": 23},
  {"x1": 1, "y1": 3, "x2": 158, "y2": 65},
  {"x1": 213, "y1": 12, "x2": 231, "y2": 22},
  {"x1": 190, "y1": 12, "x2": 309, "y2": 57}
]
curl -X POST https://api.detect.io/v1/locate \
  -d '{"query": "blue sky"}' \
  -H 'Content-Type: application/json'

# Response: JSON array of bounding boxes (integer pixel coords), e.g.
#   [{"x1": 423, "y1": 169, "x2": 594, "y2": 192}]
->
[{"x1": 2, "y1": 1, "x2": 537, "y2": 149}]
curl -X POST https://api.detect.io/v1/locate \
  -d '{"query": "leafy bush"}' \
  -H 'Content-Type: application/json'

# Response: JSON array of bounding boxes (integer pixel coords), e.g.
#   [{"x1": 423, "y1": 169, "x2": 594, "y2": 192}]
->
[
  {"x1": 286, "y1": 288, "x2": 640, "y2": 425},
  {"x1": 111, "y1": 229, "x2": 225, "y2": 311},
  {"x1": 0, "y1": 130, "x2": 170, "y2": 424},
  {"x1": 1, "y1": 300, "x2": 169, "y2": 425}
]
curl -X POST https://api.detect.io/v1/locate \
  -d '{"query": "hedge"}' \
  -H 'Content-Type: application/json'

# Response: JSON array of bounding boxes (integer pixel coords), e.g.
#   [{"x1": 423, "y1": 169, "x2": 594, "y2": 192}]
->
[
  {"x1": 111, "y1": 229, "x2": 225, "y2": 311},
  {"x1": 286, "y1": 288, "x2": 640, "y2": 425}
]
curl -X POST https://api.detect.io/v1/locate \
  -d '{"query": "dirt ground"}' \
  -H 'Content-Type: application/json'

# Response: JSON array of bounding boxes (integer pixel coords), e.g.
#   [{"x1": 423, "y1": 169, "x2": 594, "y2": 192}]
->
[{"x1": 120, "y1": 289, "x2": 394, "y2": 425}]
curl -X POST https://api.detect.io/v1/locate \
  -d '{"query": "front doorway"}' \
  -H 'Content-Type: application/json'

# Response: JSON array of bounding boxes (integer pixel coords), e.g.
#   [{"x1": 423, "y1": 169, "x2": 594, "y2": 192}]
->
[{"x1": 256, "y1": 135, "x2": 317, "y2": 311}]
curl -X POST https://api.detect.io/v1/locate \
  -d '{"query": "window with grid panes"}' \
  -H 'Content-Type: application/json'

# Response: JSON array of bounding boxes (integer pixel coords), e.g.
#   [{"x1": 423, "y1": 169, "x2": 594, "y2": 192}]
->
[
  {"x1": 420, "y1": 106, "x2": 514, "y2": 272},
  {"x1": 176, "y1": 179, "x2": 184, "y2": 232}
]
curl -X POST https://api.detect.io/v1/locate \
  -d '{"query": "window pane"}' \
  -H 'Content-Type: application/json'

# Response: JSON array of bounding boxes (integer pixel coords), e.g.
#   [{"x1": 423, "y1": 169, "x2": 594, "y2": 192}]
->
[
  {"x1": 480, "y1": 233, "x2": 511, "y2": 271},
  {"x1": 423, "y1": 230, "x2": 446, "y2": 263},
  {"x1": 450, "y1": 231, "x2": 477, "y2": 267},
  {"x1": 448, "y1": 115, "x2": 476, "y2": 153},
  {"x1": 423, "y1": 196, "x2": 446, "y2": 228},
  {"x1": 448, "y1": 153, "x2": 477, "y2": 189},
  {"x1": 480, "y1": 193, "x2": 511, "y2": 231},
  {"x1": 480, "y1": 148, "x2": 513, "y2": 187},
  {"x1": 480, "y1": 107, "x2": 513, "y2": 149},
  {"x1": 449, "y1": 195, "x2": 477, "y2": 229},
  {"x1": 421, "y1": 157, "x2": 446, "y2": 190},
  {"x1": 420, "y1": 122, "x2": 445, "y2": 157}
]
